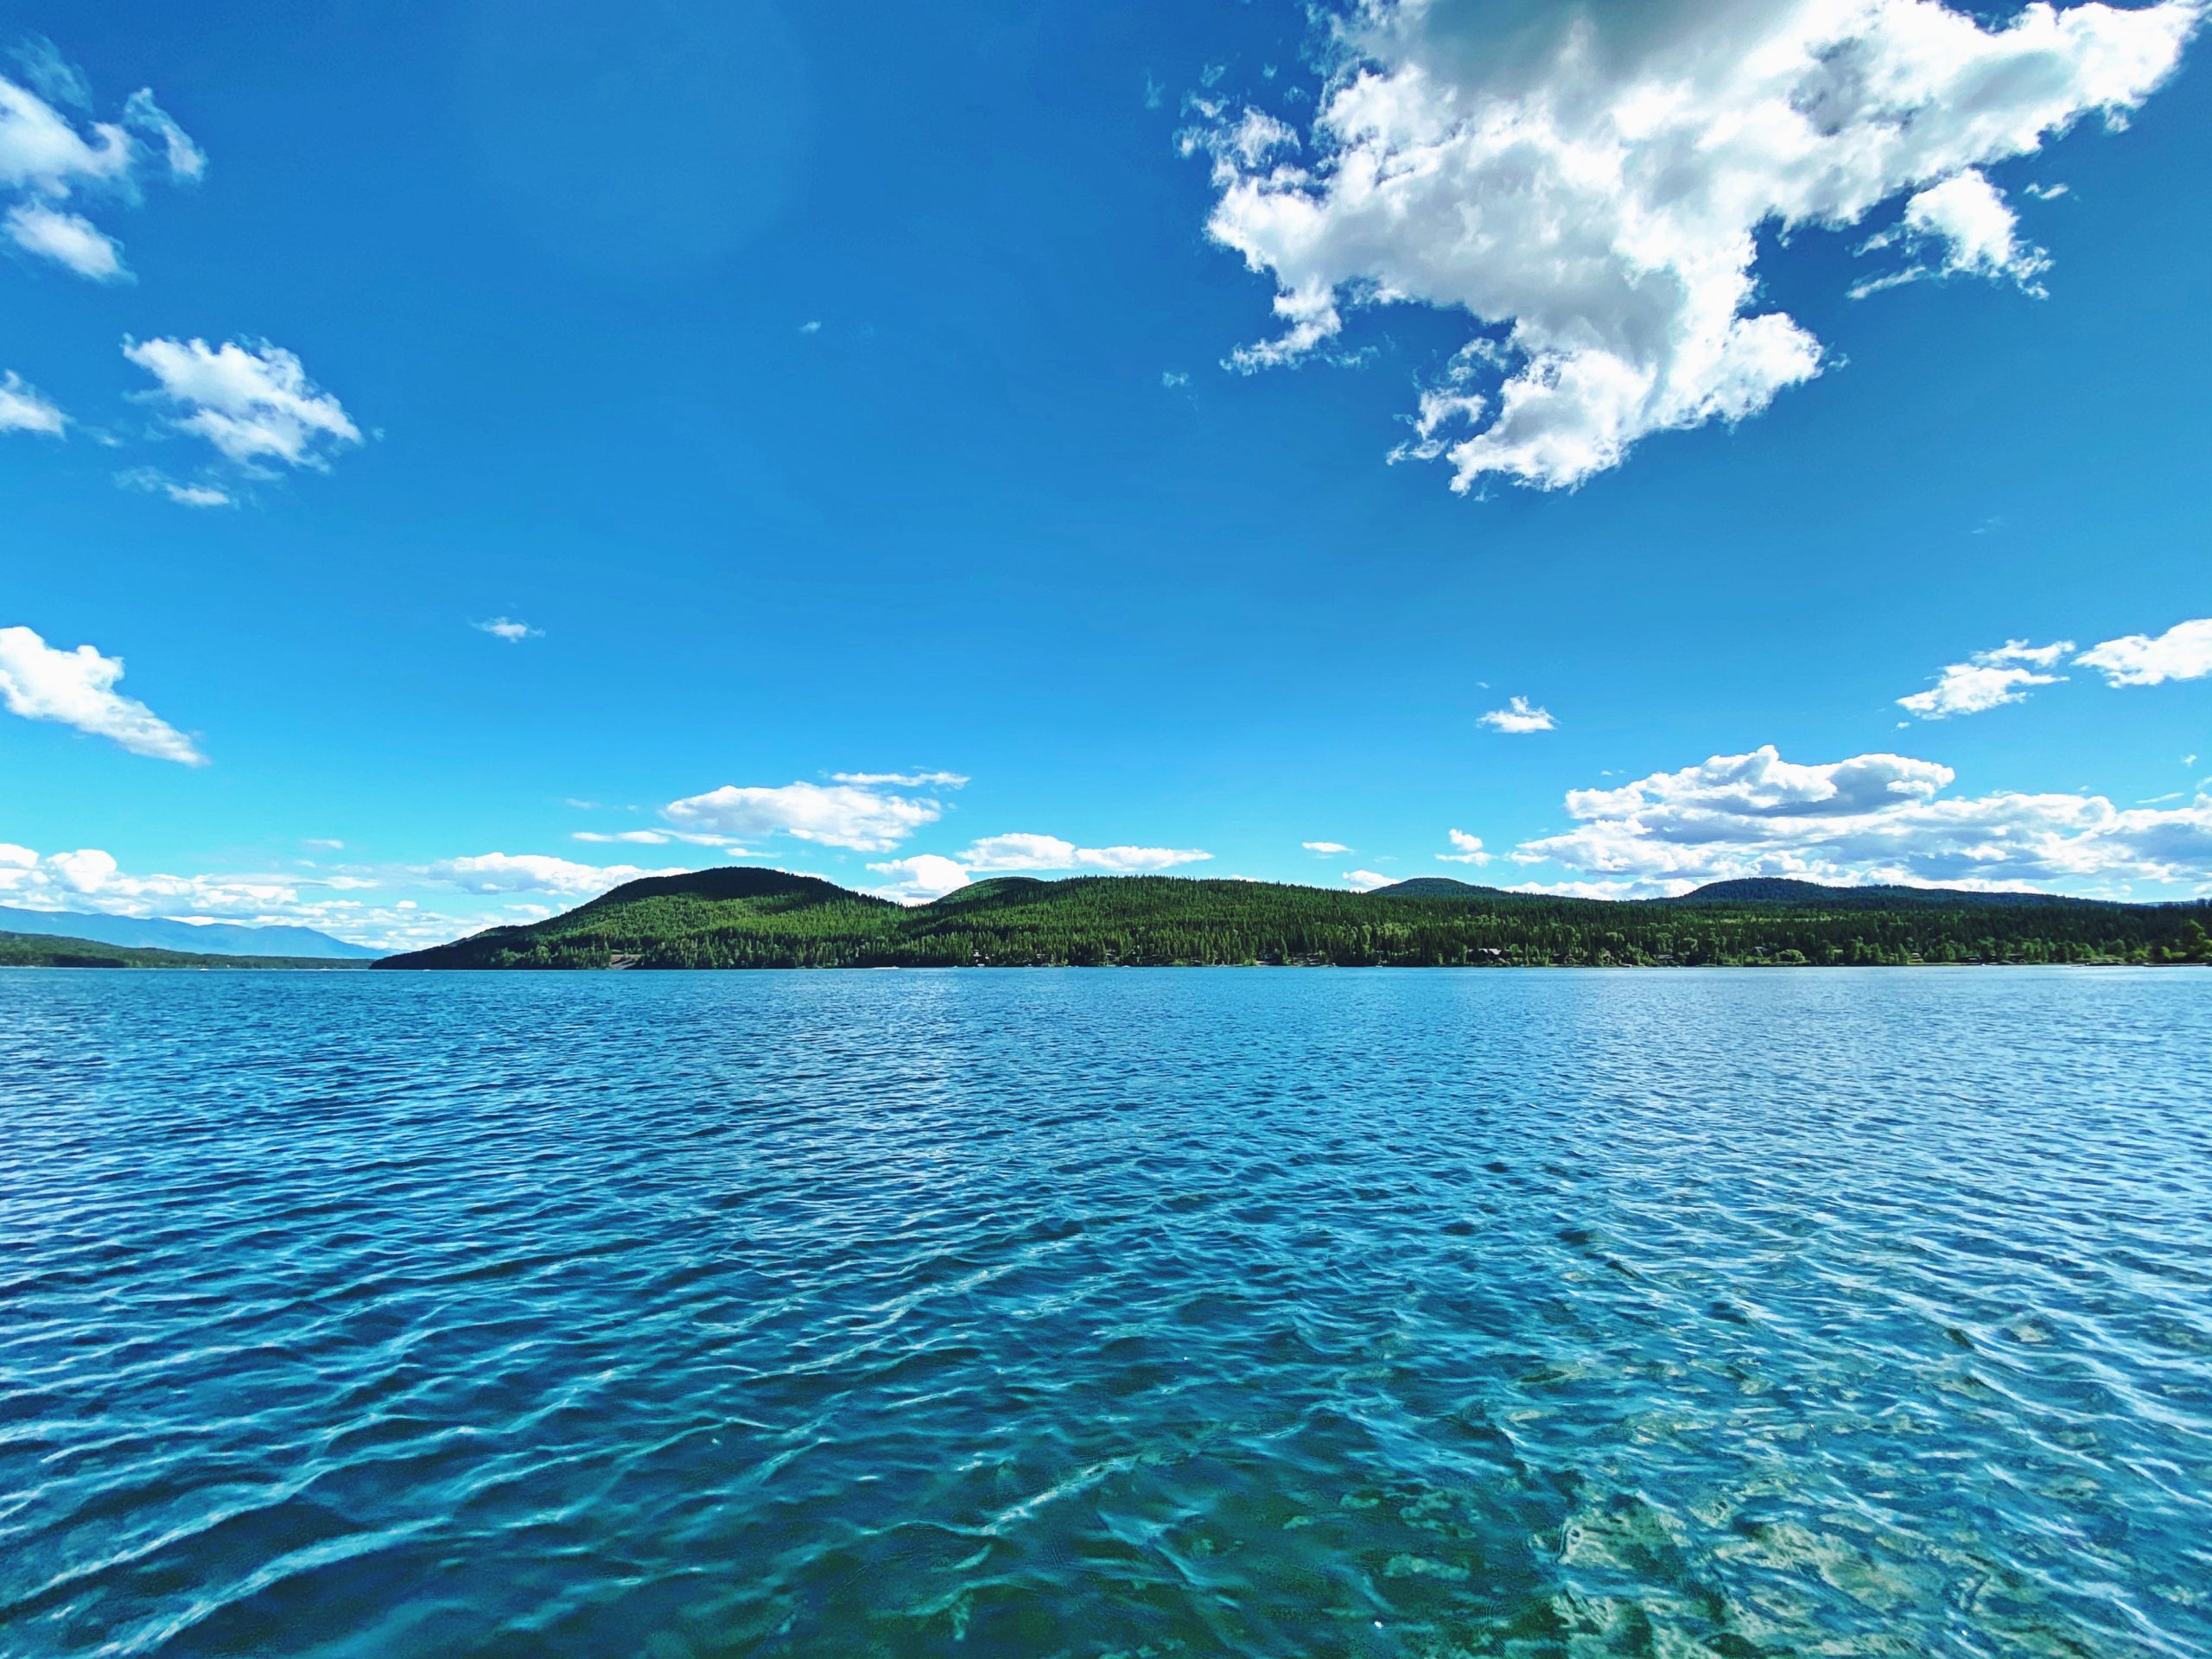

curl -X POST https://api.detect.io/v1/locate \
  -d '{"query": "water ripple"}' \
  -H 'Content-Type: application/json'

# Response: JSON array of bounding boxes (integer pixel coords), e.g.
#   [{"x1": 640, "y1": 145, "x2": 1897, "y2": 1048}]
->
[{"x1": 2, "y1": 967, "x2": 2209, "y2": 1656}]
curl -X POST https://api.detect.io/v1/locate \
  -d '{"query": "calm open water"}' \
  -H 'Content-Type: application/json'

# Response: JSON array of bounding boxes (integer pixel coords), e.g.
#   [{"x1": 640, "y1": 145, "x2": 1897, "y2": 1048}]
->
[{"x1": 3, "y1": 969, "x2": 2209, "y2": 1658}]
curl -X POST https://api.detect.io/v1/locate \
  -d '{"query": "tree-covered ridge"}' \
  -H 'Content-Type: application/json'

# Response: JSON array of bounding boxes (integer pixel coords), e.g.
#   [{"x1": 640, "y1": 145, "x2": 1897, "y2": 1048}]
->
[
  {"x1": 376, "y1": 870, "x2": 2212, "y2": 971},
  {"x1": 0, "y1": 931, "x2": 374, "y2": 969}
]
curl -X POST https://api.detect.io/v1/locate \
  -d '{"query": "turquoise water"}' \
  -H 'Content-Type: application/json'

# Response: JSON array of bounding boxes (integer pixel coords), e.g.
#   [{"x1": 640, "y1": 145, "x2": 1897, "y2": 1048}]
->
[{"x1": 3, "y1": 969, "x2": 2209, "y2": 1658}]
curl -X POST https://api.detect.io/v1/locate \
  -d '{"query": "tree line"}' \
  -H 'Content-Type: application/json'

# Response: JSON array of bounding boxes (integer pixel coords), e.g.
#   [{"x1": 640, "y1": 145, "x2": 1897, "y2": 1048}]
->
[{"x1": 378, "y1": 874, "x2": 2212, "y2": 971}]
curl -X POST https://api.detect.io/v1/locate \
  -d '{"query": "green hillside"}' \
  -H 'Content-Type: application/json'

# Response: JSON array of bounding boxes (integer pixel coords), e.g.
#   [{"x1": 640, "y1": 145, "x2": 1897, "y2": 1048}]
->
[
  {"x1": 375, "y1": 869, "x2": 2212, "y2": 970},
  {"x1": 0, "y1": 931, "x2": 376, "y2": 970}
]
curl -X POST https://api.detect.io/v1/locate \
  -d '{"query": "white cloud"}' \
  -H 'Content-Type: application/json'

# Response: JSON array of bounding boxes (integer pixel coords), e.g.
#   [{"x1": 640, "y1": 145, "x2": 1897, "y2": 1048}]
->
[
  {"x1": 1190, "y1": 0, "x2": 2198, "y2": 491},
  {"x1": 866, "y1": 853, "x2": 973, "y2": 905},
  {"x1": 2, "y1": 845, "x2": 232, "y2": 910},
  {"x1": 1162, "y1": 369, "x2": 1191, "y2": 388},
  {"x1": 123, "y1": 89, "x2": 204, "y2": 181},
  {"x1": 419, "y1": 852, "x2": 685, "y2": 897},
  {"x1": 798, "y1": 320, "x2": 822, "y2": 334},
  {"x1": 1303, "y1": 840, "x2": 1351, "y2": 854},
  {"x1": 1515, "y1": 743, "x2": 2212, "y2": 894},
  {"x1": 0, "y1": 624, "x2": 204, "y2": 765},
  {"x1": 0, "y1": 73, "x2": 130, "y2": 190},
  {"x1": 2075, "y1": 617, "x2": 2212, "y2": 687},
  {"x1": 951, "y1": 835, "x2": 1093, "y2": 874},
  {"x1": 117, "y1": 467, "x2": 232, "y2": 507},
  {"x1": 303, "y1": 837, "x2": 345, "y2": 851},
  {"x1": 5, "y1": 846, "x2": 296, "y2": 916},
  {"x1": 474, "y1": 617, "x2": 542, "y2": 643},
  {"x1": 0, "y1": 369, "x2": 65, "y2": 435},
  {"x1": 1343, "y1": 868, "x2": 1394, "y2": 890},
  {"x1": 0, "y1": 842, "x2": 514, "y2": 953},
  {"x1": 0, "y1": 55, "x2": 201, "y2": 283},
  {"x1": 10, "y1": 39, "x2": 92, "y2": 111},
  {"x1": 5, "y1": 201, "x2": 124, "y2": 279},
  {"x1": 1897, "y1": 638, "x2": 2073, "y2": 718},
  {"x1": 1479, "y1": 696, "x2": 1555, "y2": 734},
  {"x1": 1438, "y1": 829, "x2": 1491, "y2": 865},
  {"x1": 123, "y1": 336, "x2": 362, "y2": 471},
  {"x1": 830, "y1": 770, "x2": 970, "y2": 788},
  {"x1": 1506, "y1": 877, "x2": 1676, "y2": 901},
  {"x1": 664, "y1": 779, "x2": 948, "y2": 852},
  {"x1": 864, "y1": 832, "x2": 1215, "y2": 902},
  {"x1": 1853, "y1": 170, "x2": 2050, "y2": 297},
  {"x1": 957, "y1": 833, "x2": 1212, "y2": 873}
]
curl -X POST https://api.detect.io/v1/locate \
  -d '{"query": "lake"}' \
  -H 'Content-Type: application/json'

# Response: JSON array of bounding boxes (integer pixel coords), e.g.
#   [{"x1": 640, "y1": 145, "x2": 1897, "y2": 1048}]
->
[{"x1": 3, "y1": 968, "x2": 2208, "y2": 1657}]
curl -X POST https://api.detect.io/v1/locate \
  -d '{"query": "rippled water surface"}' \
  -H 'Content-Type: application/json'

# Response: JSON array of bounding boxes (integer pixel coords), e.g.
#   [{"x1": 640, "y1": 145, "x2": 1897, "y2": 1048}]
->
[{"x1": 3, "y1": 969, "x2": 2210, "y2": 1658}]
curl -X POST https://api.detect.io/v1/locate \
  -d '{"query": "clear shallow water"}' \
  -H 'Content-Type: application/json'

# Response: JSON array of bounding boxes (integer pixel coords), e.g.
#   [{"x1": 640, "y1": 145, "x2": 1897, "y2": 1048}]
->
[{"x1": 3, "y1": 969, "x2": 2209, "y2": 1659}]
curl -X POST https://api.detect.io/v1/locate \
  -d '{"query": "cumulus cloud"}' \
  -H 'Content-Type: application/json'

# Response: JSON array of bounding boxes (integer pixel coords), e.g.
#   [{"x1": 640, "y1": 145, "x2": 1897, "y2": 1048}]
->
[
  {"x1": 1898, "y1": 638, "x2": 2073, "y2": 718},
  {"x1": 0, "y1": 841, "x2": 502, "y2": 952},
  {"x1": 1438, "y1": 829, "x2": 1491, "y2": 865},
  {"x1": 1303, "y1": 839, "x2": 1352, "y2": 854},
  {"x1": 2075, "y1": 617, "x2": 2212, "y2": 687},
  {"x1": 1343, "y1": 868, "x2": 1394, "y2": 890},
  {"x1": 123, "y1": 336, "x2": 362, "y2": 472},
  {"x1": 419, "y1": 852, "x2": 684, "y2": 897},
  {"x1": 1853, "y1": 170, "x2": 2050, "y2": 297},
  {"x1": 0, "y1": 623, "x2": 203, "y2": 764},
  {"x1": 864, "y1": 833, "x2": 1215, "y2": 904},
  {"x1": 665, "y1": 779, "x2": 949, "y2": 852},
  {"x1": 474, "y1": 617, "x2": 542, "y2": 643},
  {"x1": 0, "y1": 845, "x2": 268, "y2": 912},
  {"x1": 0, "y1": 48, "x2": 201, "y2": 283},
  {"x1": 866, "y1": 853, "x2": 974, "y2": 905},
  {"x1": 3, "y1": 832, "x2": 703, "y2": 951},
  {"x1": 1479, "y1": 696, "x2": 1555, "y2": 734},
  {"x1": 1515, "y1": 743, "x2": 2212, "y2": 895},
  {"x1": 1503, "y1": 877, "x2": 1667, "y2": 901},
  {"x1": 3, "y1": 844, "x2": 302, "y2": 917},
  {"x1": 1189, "y1": 0, "x2": 2198, "y2": 491},
  {"x1": 958, "y1": 833, "x2": 1213, "y2": 873},
  {"x1": 0, "y1": 369, "x2": 65, "y2": 435}
]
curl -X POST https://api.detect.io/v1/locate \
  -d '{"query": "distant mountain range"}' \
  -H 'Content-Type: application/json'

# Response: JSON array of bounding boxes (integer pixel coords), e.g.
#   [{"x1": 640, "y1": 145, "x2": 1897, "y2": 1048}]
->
[
  {"x1": 377, "y1": 868, "x2": 2208, "y2": 971},
  {"x1": 1376, "y1": 875, "x2": 2105, "y2": 910},
  {"x1": 1, "y1": 930, "x2": 375, "y2": 970},
  {"x1": 0, "y1": 906, "x2": 383, "y2": 961}
]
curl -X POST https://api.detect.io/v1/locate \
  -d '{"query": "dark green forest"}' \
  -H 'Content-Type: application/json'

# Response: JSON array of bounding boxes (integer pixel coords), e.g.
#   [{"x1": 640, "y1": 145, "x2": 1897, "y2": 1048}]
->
[
  {"x1": 377, "y1": 868, "x2": 2212, "y2": 971},
  {"x1": 0, "y1": 931, "x2": 372, "y2": 970}
]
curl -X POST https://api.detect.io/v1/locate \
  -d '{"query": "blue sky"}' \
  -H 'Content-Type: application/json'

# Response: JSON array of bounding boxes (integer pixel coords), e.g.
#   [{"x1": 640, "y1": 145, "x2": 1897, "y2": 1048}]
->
[{"x1": 3, "y1": 0, "x2": 2209, "y2": 948}]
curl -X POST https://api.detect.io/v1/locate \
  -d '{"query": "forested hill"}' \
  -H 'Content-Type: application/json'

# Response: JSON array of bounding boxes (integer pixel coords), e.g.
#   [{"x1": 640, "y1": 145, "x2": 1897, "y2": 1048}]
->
[{"x1": 375, "y1": 868, "x2": 2212, "y2": 970}]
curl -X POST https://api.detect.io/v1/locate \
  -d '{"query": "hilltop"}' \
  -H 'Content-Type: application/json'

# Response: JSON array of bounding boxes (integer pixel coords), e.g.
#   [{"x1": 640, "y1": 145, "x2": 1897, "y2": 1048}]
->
[
  {"x1": 375, "y1": 868, "x2": 2209, "y2": 971},
  {"x1": 1655, "y1": 878, "x2": 2101, "y2": 912}
]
